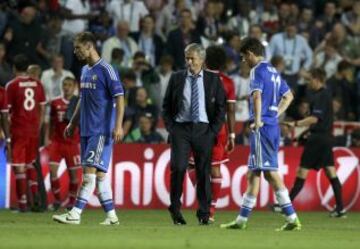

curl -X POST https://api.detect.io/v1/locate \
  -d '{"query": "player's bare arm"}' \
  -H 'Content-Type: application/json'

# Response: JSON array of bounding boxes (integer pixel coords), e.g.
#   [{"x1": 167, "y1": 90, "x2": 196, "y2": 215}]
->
[
  {"x1": 283, "y1": 116, "x2": 318, "y2": 128},
  {"x1": 113, "y1": 95, "x2": 125, "y2": 143},
  {"x1": 64, "y1": 99, "x2": 80, "y2": 138},
  {"x1": 226, "y1": 102, "x2": 236, "y2": 153},
  {"x1": 251, "y1": 91, "x2": 263, "y2": 130},
  {"x1": 277, "y1": 91, "x2": 294, "y2": 117}
]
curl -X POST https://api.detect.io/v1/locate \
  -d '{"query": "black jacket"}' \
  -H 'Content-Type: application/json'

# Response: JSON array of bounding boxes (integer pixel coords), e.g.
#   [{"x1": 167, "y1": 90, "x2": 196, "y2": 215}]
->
[
  {"x1": 130, "y1": 32, "x2": 164, "y2": 65},
  {"x1": 162, "y1": 70, "x2": 226, "y2": 134}
]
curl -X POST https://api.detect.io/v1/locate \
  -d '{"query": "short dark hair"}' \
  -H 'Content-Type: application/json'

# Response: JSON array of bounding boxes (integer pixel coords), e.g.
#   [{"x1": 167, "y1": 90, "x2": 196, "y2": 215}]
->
[
  {"x1": 239, "y1": 37, "x2": 265, "y2": 57},
  {"x1": 133, "y1": 51, "x2": 146, "y2": 60},
  {"x1": 159, "y1": 55, "x2": 174, "y2": 66},
  {"x1": 337, "y1": 60, "x2": 352, "y2": 72},
  {"x1": 309, "y1": 68, "x2": 326, "y2": 83},
  {"x1": 13, "y1": 54, "x2": 30, "y2": 72},
  {"x1": 205, "y1": 45, "x2": 227, "y2": 70},
  {"x1": 111, "y1": 48, "x2": 125, "y2": 60},
  {"x1": 63, "y1": 76, "x2": 76, "y2": 84},
  {"x1": 74, "y1": 32, "x2": 97, "y2": 47},
  {"x1": 270, "y1": 55, "x2": 284, "y2": 67},
  {"x1": 122, "y1": 70, "x2": 137, "y2": 81}
]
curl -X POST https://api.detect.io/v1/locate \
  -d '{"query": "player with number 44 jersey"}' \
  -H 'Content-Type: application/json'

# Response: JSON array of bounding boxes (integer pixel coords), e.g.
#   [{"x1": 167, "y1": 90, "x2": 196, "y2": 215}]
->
[{"x1": 6, "y1": 54, "x2": 46, "y2": 212}]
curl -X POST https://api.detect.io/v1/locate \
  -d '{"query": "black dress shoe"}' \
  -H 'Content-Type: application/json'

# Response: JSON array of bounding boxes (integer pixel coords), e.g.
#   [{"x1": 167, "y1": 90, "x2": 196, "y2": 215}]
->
[
  {"x1": 168, "y1": 207, "x2": 187, "y2": 225},
  {"x1": 198, "y1": 217, "x2": 210, "y2": 225}
]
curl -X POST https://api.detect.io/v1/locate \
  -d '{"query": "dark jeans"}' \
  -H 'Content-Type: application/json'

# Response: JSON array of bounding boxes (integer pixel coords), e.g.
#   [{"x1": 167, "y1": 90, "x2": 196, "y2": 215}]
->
[{"x1": 169, "y1": 122, "x2": 215, "y2": 219}]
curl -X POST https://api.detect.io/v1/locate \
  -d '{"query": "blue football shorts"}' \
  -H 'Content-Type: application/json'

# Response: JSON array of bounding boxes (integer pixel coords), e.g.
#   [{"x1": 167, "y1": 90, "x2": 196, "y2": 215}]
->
[
  {"x1": 80, "y1": 135, "x2": 113, "y2": 172},
  {"x1": 248, "y1": 124, "x2": 280, "y2": 171}
]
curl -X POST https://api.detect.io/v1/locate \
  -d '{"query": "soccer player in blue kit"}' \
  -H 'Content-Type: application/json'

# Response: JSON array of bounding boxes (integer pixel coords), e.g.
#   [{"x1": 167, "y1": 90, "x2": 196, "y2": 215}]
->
[
  {"x1": 221, "y1": 38, "x2": 301, "y2": 231},
  {"x1": 53, "y1": 32, "x2": 125, "y2": 225}
]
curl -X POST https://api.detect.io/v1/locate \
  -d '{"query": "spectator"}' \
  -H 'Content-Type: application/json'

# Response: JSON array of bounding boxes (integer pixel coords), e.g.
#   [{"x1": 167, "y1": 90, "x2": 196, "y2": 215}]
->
[
  {"x1": 292, "y1": 98, "x2": 310, "y2": 120},
  {"x1": 131, "y1": 52, "x2": 160, "y2": 106},
  {"x1": 157, "y1": 55, "x2": 174, "y2": 111},
  {"x1": 341, "y1": 0, "x2": 360, "y2": 35},
  {"x1": 269, "y1": 20, "x2": 313, "y2": 92},
  {"x1": 107, "y1": 0, "x2": 149, "y2": 32},
  {"x1": 232, "y1": 61, "x2": 250, "y2": 122},
  {"x1": 89, "y1": 11, "x2": 116, "y2": 47},
  {"x1": 101, "y1": 21, "x2": 138, "y2": 66},
  {"x1": 333, "y1": 97, "x2": 346, "y2": 121},
  {"x1": 110, "y1": 48, "x2": 130, "y2": 76},
  {"x1": 319, "y1": 1, "x2": 339, "y2": 33},
  {"x1": 326, "y1": 60, "x2": 356, "y2": 120},
  {"x1": 39, "y1": 15, "x2": 69, "y2": 68},
  {"x1": 315, "y1": 23, "x2": 360, "y2": 67},
  {"x1": 41, "y1": 54, "x2": 75, "y2": 101},
  {"x1": 61, "y1": 0, "x2": 93, "y2": 37},
  {"x1": 196, "y1": 0, "x2": 220, "y2": 45},
  {"x1": 0, "y1": 42, "x2": 12, "y2": 87},
  {"x1": 130, "y1": 15, "x2": 164, "y2": 66},
  {"x1": 156, "y1": 0, "x2": 191, "y2": 40},
  {"x1": 124, "y1": 114, "x2": 164, "y2": 143},
  {"x1": 313, "y1": 40, "x2": 342, "y2": 79},
  {"x1": 298, "y1": 6, "x2": 314, "y2": 35},
  {"x1": 223, "y1": 32, "x2": 242, "y2": 69},
  {"x1": 248, "y1": 24, "x2": 271, "y2": 59},
  {"x1": 0, "y1": 3, "x2": 8, "y2": 36},
  {"x1": 123, "y1": 87, "x2": 159, "y2": 137},
  {"x1": 257, "y1": 0, "x2": 279, "y2": 35},
  {"x1": 4, "y1": 3, "x2": 45, "y2": 65},
  {"x1": 226, "y1": 0, "x2": 251, "y2": 38},
  {"x1": 165, "y1": 9, "x2": 201, "y2": 69},
  {"x1": 271, "y1": 55, "x2": 286, "y2": 74},
  {"x1": 122, "y1": 70, "x2": 139, "y2": 107},
  {"x1": 277, "y1": 2, "x2": 292, "y2": 31}
]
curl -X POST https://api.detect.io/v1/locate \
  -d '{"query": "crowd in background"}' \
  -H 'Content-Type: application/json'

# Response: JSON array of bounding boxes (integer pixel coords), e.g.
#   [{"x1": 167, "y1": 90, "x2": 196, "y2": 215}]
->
[{"x1": 1, "y1": 0, "x2": 360, "y2": 146}]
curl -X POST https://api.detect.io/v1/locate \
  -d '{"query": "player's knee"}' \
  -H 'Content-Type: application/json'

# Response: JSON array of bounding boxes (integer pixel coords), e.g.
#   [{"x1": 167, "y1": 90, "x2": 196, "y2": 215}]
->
[
  {"x1": 325, "y1": 167, "x2": 337, "y2": 178},
  {"x1": 296, "y1": 168, "x2": 308, "y2": 179},
  {"x1": 211, "y1": 166, "x2": 221, "y2": 178},
  {"x1": 82, "y1": 173, "x2": 95, "y2": 185}
]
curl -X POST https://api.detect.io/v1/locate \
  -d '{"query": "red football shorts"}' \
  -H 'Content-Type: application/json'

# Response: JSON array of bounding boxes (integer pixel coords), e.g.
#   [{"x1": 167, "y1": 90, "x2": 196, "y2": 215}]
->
[
  {"x1": 48, "y1": 141, "x2": 81, "y2": 169},
  {"x1": 11, "y1": 135, "x2": 39, "y2": 166}
]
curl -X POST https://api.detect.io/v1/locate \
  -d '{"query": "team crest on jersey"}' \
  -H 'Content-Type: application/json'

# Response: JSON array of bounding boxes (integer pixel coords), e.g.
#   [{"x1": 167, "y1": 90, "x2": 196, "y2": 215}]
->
[{"x1": 92, "y1": 75, "x2": 98, "y2": 81}]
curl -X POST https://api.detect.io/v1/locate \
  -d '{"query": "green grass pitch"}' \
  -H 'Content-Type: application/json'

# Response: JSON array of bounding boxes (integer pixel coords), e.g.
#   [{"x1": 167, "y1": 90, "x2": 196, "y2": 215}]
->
[{"x1": 0, "y1": 210, "x2": 359, "y2": 249}]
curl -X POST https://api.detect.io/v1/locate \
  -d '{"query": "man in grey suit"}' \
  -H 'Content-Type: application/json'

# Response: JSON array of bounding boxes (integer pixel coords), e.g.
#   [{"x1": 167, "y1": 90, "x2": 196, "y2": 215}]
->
[{"x1": 162, "y1": 43, "x2": 226, "y2": 225}]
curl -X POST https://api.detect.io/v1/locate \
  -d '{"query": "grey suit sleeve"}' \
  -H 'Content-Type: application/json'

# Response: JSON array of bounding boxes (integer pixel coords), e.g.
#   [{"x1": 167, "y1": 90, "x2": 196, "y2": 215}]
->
[{"x1": 210, "y1": 75, "x2": 226, "y2": 134}]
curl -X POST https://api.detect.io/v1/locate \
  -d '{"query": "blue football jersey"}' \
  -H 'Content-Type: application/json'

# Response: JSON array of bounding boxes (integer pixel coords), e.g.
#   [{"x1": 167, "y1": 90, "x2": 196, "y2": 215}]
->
[
  {"x1": 249, "y1": 61, "x2": 290, "y2": 125},
  {"x1": 79, "y1": 59, "x2": 124, "y2": 136}
]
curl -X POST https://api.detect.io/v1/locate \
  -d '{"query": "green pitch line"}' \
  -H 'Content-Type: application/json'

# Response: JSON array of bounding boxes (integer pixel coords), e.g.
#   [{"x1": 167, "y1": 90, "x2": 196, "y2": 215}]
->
[{"x1": 0, "y1": 210, "x2": 359, "y2": 249}]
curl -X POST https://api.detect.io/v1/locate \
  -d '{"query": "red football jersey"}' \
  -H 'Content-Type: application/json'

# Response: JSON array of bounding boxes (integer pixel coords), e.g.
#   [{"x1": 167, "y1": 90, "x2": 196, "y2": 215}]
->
[
  {"x1": 50, "y1": 97, "x2": 80, "y2": 144},
  {"x1": 6, "y1": 76, "x2": 46, "y2": 135},
  {"x1": 219, "y1": 72, "x2": 236, "y2": 103},
  {"x1": 0, "y1": 87, "x2": 8, "y2": 113}
]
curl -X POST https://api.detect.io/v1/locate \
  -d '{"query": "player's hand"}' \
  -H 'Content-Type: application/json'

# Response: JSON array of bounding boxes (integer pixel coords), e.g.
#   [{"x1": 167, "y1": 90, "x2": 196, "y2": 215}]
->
[
  {"x1": 225, "y1": 137, "x2": 235, "y2": 153},
  {"x1": 64, "y1": 123, "x2": 75, "y2": 138},
  {"x1": 250, "y1": 121, "x2": 264, "y2": 130},
  {"x1": 282, "y1": 121, "x2": 295, "y2": 129},
  {"x1": 112, "y1": 126, "x2": 124, "y2": 144}
]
